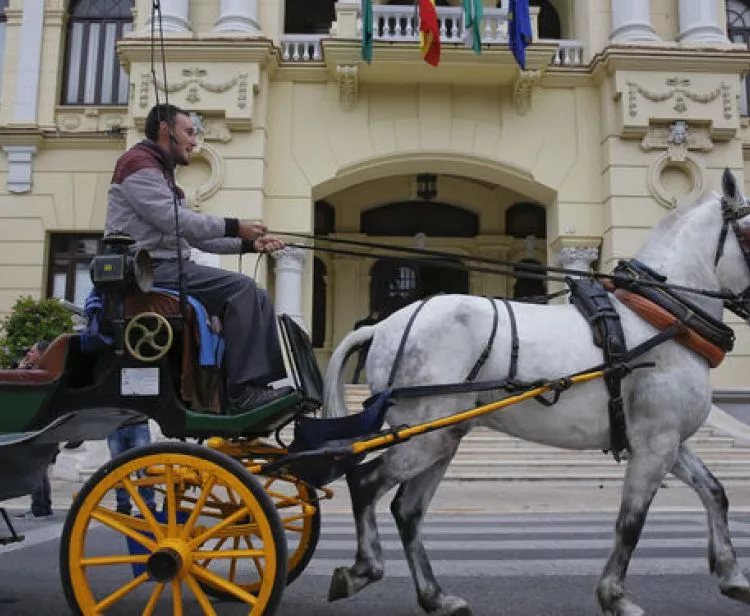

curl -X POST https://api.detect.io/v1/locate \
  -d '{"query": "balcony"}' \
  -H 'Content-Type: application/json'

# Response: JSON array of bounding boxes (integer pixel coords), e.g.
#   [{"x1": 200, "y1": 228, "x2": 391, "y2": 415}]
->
[{"x1": 279, "y1": 4, "x2": 584, "y2": 69}]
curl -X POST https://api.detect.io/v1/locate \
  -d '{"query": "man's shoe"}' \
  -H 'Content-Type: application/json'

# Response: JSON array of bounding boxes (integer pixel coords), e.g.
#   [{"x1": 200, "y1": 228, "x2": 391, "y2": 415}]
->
[
  {"x1": 230, "y1": 385, "x2": 295, "y2": 411},
  {"x1": 14, "y1": 510, "x2": 53, "y2": 521}
]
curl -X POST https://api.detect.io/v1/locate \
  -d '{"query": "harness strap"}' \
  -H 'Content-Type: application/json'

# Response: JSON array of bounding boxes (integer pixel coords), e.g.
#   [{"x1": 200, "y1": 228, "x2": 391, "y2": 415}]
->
[
  {"x1": 466, "y1": 298, "x2": 499, "y2": 382},
  {"x1": 387, "y1": 298, "x2": 432, "y2": 388},
  {"x1": 501, "y1": 299, "x2": 520, "y2": 381}
]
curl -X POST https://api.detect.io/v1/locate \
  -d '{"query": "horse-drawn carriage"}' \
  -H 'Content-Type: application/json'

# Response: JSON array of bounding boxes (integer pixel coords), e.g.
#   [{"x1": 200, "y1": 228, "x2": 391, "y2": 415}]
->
[{"x1": 2, "y1": 169, "x2": 750, "y2": 616}]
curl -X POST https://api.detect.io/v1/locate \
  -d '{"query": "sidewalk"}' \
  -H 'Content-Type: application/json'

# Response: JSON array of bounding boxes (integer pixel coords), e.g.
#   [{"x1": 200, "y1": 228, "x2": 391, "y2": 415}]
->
[{"x1": 4, "y1": 476, "x2": 750, "y2": 516}]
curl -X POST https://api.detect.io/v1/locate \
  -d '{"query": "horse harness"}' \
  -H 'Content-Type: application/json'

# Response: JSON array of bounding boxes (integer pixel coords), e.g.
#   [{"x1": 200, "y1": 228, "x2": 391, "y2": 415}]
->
[{"x1": 377, "y1": 198, "x2": 750, "y2": 463}]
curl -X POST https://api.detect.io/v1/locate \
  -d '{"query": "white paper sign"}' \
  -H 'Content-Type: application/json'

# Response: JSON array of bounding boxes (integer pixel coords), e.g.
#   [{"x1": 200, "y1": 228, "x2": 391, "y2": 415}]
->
[{"x1": 121, "y1": 368, "x2": 160, "y2": 396}]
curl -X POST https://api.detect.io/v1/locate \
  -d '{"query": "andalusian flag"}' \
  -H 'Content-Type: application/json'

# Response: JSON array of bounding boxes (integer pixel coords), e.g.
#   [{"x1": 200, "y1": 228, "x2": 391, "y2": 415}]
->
[
  {"x1": 419, "y1": 0, "x2": 441, "y2": 67},
  {"x1": 463, "y1": 0, "x2": 483, "y2": 55},
  {"x1": 362, "y1": 0, "x2": 373, "y2": 64}
]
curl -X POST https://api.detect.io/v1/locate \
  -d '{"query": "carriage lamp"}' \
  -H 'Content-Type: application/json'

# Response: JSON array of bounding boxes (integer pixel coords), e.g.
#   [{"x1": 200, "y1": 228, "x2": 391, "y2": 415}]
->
[{"x1": 416, "y1": 173, "x2": 437, "y2": 201}]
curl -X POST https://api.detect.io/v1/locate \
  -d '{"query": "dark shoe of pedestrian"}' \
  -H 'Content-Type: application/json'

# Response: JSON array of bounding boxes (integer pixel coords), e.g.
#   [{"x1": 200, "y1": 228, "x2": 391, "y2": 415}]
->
[
  {"x1": 116, "y1": 505, "x2": 132, "y2": 515},
  {"x1": 229, "y1": 385, "x2": 295, "y2": 412},
  {"x1": 14, "y1": 510, "x2": 53, "y2": 521}
]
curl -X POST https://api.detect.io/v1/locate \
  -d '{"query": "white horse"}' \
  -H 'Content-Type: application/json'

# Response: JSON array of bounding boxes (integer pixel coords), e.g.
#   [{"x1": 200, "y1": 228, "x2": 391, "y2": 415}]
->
[{"x1": 322, "y1": 169, "x2": 750, "y2": 616}]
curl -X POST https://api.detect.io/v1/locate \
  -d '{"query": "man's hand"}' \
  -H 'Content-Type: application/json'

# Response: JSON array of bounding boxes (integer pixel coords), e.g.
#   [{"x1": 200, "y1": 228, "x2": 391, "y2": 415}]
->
[
  {"x1": 253, "y1": 234, "x2": 285, "y2": 253},
  {"x1": 238, "y1": 221, "x2": 268, "y2": 240}
]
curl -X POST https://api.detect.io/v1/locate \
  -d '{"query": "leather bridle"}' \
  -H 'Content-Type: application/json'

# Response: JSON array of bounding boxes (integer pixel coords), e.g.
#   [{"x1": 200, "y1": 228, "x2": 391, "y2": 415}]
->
[{"x1": 715, "y1": 199, "x2": 750, "y2": 320}]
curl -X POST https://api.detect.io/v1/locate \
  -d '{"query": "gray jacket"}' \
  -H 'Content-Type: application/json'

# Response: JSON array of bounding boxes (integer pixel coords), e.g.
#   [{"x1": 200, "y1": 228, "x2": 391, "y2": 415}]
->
[{"x1": 106, "y1": 140, "x2": 252, "y2": 260}]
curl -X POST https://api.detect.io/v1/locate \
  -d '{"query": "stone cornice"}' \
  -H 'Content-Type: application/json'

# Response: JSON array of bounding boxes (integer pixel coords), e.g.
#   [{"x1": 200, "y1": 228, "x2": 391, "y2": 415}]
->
[
  {"x1": 0, "y1": 128, "x2": 44, "y2": 148},
  {"x1": 117, "y1": 38, "x2": 280, "y2": 74},
  {"x1": 590, "y1": 44, "x2": 750, "y2": 82},
  {"x1": 273, "y1": 65, "x2": 329, "y2": 84}
]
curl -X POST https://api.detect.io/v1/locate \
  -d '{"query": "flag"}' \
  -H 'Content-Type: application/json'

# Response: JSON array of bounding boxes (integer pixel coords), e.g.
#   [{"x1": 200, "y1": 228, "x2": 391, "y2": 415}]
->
[
  {"x1": 362, "y1": 0, "x2": 373, "y2": 64},
  {"x1": 419, "y1": 0, "x2": 441, "y2": 67},
  {"x1": 463, "y1": 0, "x2": 483, "y2": 55},
  {"x1": 508, "y1": 0, "x2": 532, "y2": 69}
]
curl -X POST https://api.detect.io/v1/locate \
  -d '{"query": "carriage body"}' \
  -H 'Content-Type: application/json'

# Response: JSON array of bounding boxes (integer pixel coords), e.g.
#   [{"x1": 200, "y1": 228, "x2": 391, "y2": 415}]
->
[{"x1": 0, "y1": 235, "x2": 329, "y2": 614}]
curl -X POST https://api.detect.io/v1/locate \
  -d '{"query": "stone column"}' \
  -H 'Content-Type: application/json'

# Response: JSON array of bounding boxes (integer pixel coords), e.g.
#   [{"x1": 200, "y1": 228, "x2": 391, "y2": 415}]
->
[
  {"x1": 677, "y1": 0, "x2": 727, "y2": 45},
  {"x1": 147, "y1": 0, "x2": 191, "y2": 34},
  {"x1": 609, "y1": 0, "x2": 660, "y2": 43},
  {"x1": 213, "y1": 0, "x2": 261, "y2": 35},
  {"x1": 555, "y1": 246, "x2": 599, "y2": 277},
  {"x1": 273, "y1": 246, "x2": 308, "y2": 331}
]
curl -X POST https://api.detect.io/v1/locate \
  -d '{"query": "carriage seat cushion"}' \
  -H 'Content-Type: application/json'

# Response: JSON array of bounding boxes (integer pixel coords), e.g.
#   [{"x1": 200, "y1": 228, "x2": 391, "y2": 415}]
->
[{"x1": 0, "y1": 334, "x2": 72, "y2": 386}]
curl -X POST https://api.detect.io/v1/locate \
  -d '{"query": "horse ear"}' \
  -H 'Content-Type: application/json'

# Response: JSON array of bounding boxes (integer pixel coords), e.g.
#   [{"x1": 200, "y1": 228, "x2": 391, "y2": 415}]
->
[{"x1": 722, "y1": 167, "x2": 746, "y2": 211}]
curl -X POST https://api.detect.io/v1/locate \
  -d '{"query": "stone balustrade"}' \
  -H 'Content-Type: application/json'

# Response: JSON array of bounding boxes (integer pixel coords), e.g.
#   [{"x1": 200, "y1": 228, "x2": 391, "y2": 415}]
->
[{"x1": 281, "y1": 34, "x2": 324, "y2": 62}]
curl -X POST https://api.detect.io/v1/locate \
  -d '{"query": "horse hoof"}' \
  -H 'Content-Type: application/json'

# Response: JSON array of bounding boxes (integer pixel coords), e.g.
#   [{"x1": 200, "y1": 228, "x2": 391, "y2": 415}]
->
[
  {"x1": 720, "y1": 584, "x2": 750, "y2": 605},
  {"x1": 328, "y1": 567, "x2": 354, "y2": 602},
  {"x1": 431, "y1": 595, "x2": 473, "y2": 616},
  {"x1": 602, "y1": 600, "x2": 644, "y2": 616}
]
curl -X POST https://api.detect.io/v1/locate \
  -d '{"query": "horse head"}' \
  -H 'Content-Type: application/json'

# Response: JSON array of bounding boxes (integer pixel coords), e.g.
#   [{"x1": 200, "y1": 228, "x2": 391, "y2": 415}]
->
[{"x1": 716, "y1": 168, "x2": 750, "y2": 322}]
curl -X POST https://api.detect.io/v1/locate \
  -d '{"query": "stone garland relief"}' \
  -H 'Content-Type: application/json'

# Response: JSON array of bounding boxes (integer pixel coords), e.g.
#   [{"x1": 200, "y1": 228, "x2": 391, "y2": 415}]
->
[
  {"x1": 626, "y1": 77, "x2": 732, "y2": 120},
  {"x1": 140, "y1": 69, "x2": 249, "y2": 109}
]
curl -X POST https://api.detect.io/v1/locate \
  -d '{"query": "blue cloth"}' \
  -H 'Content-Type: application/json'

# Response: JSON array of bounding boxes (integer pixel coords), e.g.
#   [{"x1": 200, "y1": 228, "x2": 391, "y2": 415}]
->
[
  {"x1": 508, "y1": 0, "x2": 532, "y2": 69},
  {"x1": 81, "y1": 287, "x2": 224, "y2": 367},
  {"x1": 152, "y1": 287, "x2": 224, "y2": 367},
  {"x1": 107, "y1": 423, "x2": 156, "y2": 514}
]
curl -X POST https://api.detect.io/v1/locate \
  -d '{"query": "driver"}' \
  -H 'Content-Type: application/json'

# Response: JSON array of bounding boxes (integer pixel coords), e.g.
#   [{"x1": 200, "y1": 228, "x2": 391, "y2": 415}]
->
[{"x1": 105, "y1": 103, "x2": 292, "y2": 411}]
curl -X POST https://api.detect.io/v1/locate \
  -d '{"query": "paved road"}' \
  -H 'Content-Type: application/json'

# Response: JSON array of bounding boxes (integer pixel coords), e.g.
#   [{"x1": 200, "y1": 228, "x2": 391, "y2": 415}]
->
[{"x1": 1, "y1": 508, "x2": 750, "y2": 615}]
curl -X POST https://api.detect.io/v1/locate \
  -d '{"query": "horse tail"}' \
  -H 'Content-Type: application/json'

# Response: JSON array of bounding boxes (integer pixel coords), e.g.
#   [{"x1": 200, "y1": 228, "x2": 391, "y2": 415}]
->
[{"x1": 323, "y1": 325, "x2": 375, "y2": 418}]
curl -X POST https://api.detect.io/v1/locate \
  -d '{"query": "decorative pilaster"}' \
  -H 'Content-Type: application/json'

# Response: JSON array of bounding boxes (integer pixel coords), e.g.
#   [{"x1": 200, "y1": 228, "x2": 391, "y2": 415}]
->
[
  {"x1": 677, "y1": 0, "x2": 727, "y2": 45},
  {"x1": 213, "y1": 0, "x2": 261, "y2": 35},
  {"x1": 555, "y1": 246, "x2": 599, "y2": 276},
  {"x1": 146, "y1": 0, "x2": 191, "y2": 34},
  {"x1": 273, "y1": 246, "x2": 308, "y2": 331},
  {"x1": 14, "y1": 0, "x2": 44, "y2": 123},
  {"x1": 609, "y1": 0, "x2": 660, "y2": 43},
  {"x1": 3, "y1": 146, "x2": 37, "y2": 193}
]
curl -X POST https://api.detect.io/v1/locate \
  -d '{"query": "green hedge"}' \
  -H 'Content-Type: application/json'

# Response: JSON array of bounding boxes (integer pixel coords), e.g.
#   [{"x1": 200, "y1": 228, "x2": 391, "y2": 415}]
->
[{"x1": 0, "y1": 296, "x2": 75, "y2": 368}]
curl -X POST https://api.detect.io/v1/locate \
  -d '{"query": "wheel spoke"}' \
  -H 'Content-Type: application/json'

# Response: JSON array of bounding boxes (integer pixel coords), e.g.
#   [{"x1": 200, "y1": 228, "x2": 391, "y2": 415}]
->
[
  {"x1": 188, "y1": 506, "x2": 252, "y2": 550},
  {"x1": 228, "y1": 536, "x2": 240, "y2": 582},
  {"x1": 184, "y1": 574, "x2": 218, "y2": 616},
  {"x1": 179, "y1": 474, "x2": 217, "y2": 541},
  {"x1": 121, "y1": 476, "x2": 163, "y2": 541},
  {"x1": 91, "y1": 508, "x2": 157, "y2": 552},
  {"x1": 199, "y1": 536, "x2": 228, "y2": 568},
  {"x1": 245, "y1": 534, "x2": 265, "y2": 578},
  {"x1": 165, "y1": 465, "x2": 178, "y2": 536},
  {"x1": 190, "y1": 563, "x2": 259, "y2": 605},
  {"x1": 171, "y1": 579, "x2": 183, "y2": 616},
  {"x1": 142, "y1": 583, "x2": 166, "y2": 616},
  {"x1": 195, "y1": 548, "x2": 267, "y2": 561},
  {"x1": 95, "y1": 571, "x2": 149, "y2": 612},
  {"x1": 80, "y1": 554, "x2": 149, "y2": 567}
]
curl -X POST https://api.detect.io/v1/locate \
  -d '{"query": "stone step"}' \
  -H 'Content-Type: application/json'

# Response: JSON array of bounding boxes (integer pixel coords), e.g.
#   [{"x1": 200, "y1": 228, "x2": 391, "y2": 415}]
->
[{"x1": 453, "y1": 447, "x2": 750, "y2": 459}]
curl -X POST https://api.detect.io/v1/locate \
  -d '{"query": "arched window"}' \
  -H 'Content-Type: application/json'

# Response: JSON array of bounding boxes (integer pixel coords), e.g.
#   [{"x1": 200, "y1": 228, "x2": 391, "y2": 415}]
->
[
  {"x1": 505, "y1": 203, "x2": 546, "y2": 239},
  {"x1": 62, "y1": 0, "x2": 134, "y2": 105},
  {"x1": 728, "y1": 0, "x2": 750, "y2": 114},
  {"x1": 312, "y1": 258, "x2": 327, "y2": 348},
  {"x1": 531, "y1": 0, "x2": 562, "y2": 39}
]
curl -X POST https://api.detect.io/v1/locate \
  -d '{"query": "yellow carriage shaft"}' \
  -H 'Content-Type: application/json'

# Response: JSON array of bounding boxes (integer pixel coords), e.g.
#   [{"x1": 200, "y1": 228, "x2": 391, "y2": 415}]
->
[{"x1": 350, "y1": 370, "x2": 606, "y2": 456}]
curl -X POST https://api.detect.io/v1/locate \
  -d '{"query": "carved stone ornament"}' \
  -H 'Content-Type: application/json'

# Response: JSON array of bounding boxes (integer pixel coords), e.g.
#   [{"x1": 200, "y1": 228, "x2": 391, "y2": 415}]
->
[
  {"x1": 626, "y1": 77, "x2": 732, "y2": 120},
  {"x1": 555, "y1": 246, "x2": 599, "y2": 272},
  {"x1": 152, "y1": 67, "x2": 242, "y2": 105},
  {"x1": 56, "y1": 110, "x2": 126, "y2": 133},
  {"x1": 512, "y1": 69, "x2": 544, "y2": 116},
  {"x1": 181, "y1": 141, "x2": 226, "y2": 210},
  {"x1": 640, "y1": 121, "x2": 713, "y2": 161},
  {"x1": 337, "y1": 64, "x2": 358, "y2": 111}
]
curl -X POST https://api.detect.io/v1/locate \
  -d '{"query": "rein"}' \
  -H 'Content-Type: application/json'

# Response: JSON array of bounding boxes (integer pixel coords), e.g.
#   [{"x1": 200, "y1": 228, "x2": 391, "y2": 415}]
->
[{"x1": 274, "y1": 231, "x2": 744, "y2": 305}]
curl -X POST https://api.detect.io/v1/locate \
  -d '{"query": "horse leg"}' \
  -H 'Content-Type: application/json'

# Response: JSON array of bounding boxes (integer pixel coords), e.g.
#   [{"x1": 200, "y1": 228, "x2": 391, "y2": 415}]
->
[
  {"x1": 670, "y1": 442, "x2": 750, "y2": 604},
  {"x1": 328, "y1": 427, "x2": 466, "y2": 612},
  {"x1": 390, "y1": 448, "x2": 471, "y2": 616},
  {"x1": 596, "y1": 440, "x2": 680, "y2": 616}
]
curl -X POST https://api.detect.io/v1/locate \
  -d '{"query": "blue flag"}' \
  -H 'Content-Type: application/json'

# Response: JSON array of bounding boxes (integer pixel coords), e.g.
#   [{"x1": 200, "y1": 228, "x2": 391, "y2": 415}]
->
[{"x1": 508, "y1": 0, "x2": 532, "y2": 69}]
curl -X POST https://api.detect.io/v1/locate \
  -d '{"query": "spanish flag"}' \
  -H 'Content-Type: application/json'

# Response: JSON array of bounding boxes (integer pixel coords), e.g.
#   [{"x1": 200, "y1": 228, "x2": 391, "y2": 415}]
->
[{"x1": 419, "y1": 0, "x2": 441, "y2": 67}]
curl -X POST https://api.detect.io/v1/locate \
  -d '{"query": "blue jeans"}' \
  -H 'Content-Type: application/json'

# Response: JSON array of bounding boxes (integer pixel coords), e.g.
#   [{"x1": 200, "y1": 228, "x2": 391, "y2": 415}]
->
[{"x1": 106, "y1": 423, "x2": 156, "y2": 514}]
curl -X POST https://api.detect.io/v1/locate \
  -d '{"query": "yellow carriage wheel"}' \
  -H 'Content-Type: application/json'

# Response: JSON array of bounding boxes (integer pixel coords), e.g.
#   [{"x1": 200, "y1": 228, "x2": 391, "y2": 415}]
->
[
  {"x1": 59, "y1": 442, "x2": 287, "y2": 616},
  {"x1": 196, "y1": 474, "x2": 321, "y2": 600}
]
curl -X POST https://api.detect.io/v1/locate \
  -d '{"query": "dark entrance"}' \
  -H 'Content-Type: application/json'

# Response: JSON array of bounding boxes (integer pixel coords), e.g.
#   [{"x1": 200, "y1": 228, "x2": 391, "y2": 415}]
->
[{"x1": 370, "y1": 258, "x2": 469, "y2": 316}]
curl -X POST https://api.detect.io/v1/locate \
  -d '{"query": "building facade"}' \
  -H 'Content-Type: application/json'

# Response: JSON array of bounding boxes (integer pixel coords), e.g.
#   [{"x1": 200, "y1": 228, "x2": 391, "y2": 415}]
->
[{"x1": 1, "y1": 0, "x2": 750, "y2": 399}]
